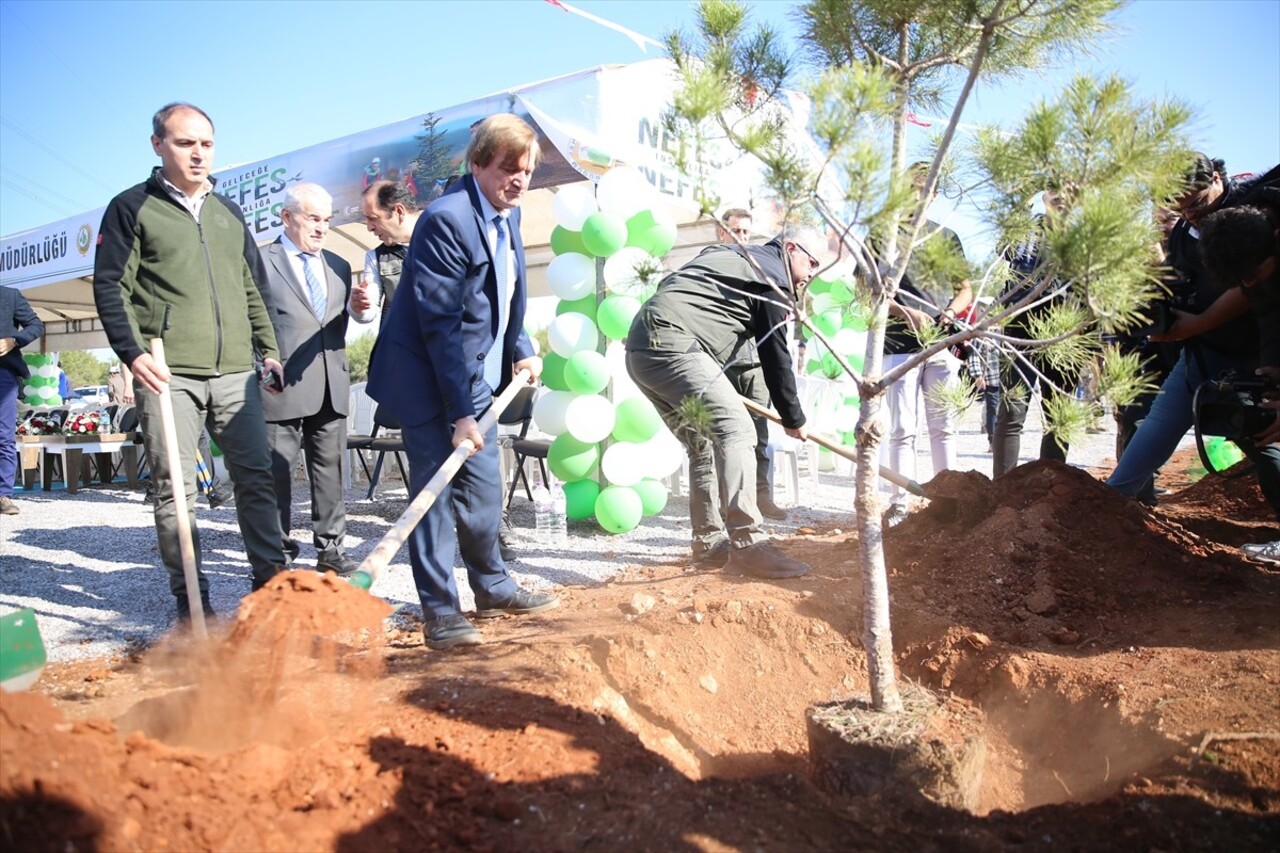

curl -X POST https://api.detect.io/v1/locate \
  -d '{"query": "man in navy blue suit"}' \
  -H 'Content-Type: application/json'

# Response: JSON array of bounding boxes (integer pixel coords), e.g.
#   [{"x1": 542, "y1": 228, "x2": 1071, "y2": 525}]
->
[
  {"x1": 0, "y1": 286, "x2": 45, "y2": 515},
  {"x1": 367, "y1": 114, "x2": 556, "y2": 650}
]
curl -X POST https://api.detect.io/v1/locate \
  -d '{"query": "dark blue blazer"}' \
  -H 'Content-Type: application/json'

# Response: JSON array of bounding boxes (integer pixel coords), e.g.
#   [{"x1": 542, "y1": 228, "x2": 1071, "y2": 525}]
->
[
  {"x1": 0, "y1": 286, "x2": 45, "y2": 380},
  {"x1": 366, "y1": 174, "x2": 533, "y2": 427}
]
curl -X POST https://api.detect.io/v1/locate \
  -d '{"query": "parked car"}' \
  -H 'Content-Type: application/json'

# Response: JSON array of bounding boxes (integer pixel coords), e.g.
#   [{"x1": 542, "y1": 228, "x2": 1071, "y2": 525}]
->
[{"x1": 68, "y1": 385, "x2": 109, "y2": 410}]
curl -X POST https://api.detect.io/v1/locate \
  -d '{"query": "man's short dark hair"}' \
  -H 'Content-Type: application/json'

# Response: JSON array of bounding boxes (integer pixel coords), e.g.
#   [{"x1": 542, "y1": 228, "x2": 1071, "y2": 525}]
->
[
  {"x1": 152, "y1": 102, "x2": 214, "y2": 138},
  {"x1": 1200, "y1": 204, "x2": 1279, "y2": 287},
  {"x1": 363, "y1": 179, "x2": 419, "y2": 214},
  {"x1": 719, "y1": 208, "x2": 750, "y2": 225}
]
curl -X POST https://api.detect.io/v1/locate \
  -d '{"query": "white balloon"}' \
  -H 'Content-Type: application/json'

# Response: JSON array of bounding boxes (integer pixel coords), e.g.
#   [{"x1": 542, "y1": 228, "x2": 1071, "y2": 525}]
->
[
  {"x1": 547, "y1": 312, "x2": 599, "y2": 357},
  {"x1": 603, "y1": 247, "x2": 656, "y2": 296},
  {"x1": 546, "y1": 253, "x2": 596, "y2": 302},
  {"x1": 596, "y1": 167, "x2": 655, "y2": 219},
  {"x1": 636, "y1": 429, "x2": 686, "y2": 478},
  {"x1": 38, "y1": 364, "x2": 56, "y2": 379},
  {"x1": 551, "y1": 182, "x2": 599, "y2": 231},
  {"x1": 832, "y1": 328, "x2": 866, "y2": 356},
  {"x1": 833, "y1": 404, "x2": 859, "y2": 433},
  {"x1": 528, "y1": 335, "x2": 540, "y2": 356},
  {"x1": 601, "y1": 441, "x2": 644, "y2": 486},
  {"x1": 37, "y1": 385, "x2": 54, "y2": 399},
  {"x1": 532, "y1": 389, "x2": 573, "y2": 436},
  {"x1": 564, "y1": 393, "x2": 615, "y2": 444}
]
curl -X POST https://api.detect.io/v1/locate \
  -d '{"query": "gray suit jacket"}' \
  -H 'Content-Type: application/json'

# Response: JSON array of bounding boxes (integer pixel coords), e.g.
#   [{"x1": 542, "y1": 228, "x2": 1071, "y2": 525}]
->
[{"x1": 258, "y1": 239, "x2": 352, "y2": 422}]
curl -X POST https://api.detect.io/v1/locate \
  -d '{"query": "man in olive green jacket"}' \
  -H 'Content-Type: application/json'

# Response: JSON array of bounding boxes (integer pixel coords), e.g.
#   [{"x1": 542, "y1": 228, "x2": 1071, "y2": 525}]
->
[{"x1": 93, "y1": 102, "x2": 287, "y2": 621}]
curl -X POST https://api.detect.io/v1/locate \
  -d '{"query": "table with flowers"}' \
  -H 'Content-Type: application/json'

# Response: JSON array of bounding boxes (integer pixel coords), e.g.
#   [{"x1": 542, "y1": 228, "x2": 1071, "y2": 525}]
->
[{"x1": 17, "y1": 410, "x2": 143, "y2": 494}]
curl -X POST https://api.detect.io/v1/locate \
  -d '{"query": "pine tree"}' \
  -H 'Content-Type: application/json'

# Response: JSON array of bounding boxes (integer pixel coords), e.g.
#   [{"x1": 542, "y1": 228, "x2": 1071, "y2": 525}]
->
[{"x1": 666, "y1": 0, "x2": 1190, "y2": 712}]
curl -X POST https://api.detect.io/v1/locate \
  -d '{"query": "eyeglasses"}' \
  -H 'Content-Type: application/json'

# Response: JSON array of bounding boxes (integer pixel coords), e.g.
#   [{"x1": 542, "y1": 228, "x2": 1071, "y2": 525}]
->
[
  {"x1": 728, "y1": 227, "x2": 751, "y2": 238},
  {"x1": 791, "y1": 242, "x2": 820, "y2": 272}
]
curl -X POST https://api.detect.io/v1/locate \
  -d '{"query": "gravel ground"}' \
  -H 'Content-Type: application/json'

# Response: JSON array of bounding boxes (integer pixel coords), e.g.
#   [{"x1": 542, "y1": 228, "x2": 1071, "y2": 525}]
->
[{"x1": 1, "y1": 403, "x2": 1155, "y2": 662}]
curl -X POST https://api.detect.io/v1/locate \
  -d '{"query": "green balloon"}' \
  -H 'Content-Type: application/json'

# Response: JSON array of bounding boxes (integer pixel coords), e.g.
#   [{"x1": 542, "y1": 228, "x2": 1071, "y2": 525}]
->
[
  {"x1": 563, "y1": 479, "x2": 601, "y2": 521},
  {"x1": 625, "y1": 209, "x2": 677, "y2": 257},
  {"x1": 811, "y1": 293, "x2": 837, "y2": 315},
  {"x1": 597, "y1": 294, "x2": 641, "y2": 341},
  {"x1": 847, "y1": 352, "x2": 865, "y2": 374},
  {"x1": 550, "y1": 226, "x2": 589, "y2": 257},
  {"x1": 820, "y1": 352, "x2": 842, "y2": 378},
  {"x1": 844, "y1": 307, "x2": 870, "y2": 332},
  {"x1": 563, "y1": 350, "x2": 611, "y2": 395},
  {"x1": 595, "y1": 485, "x2": 643, "y2": 534},
  {"x1": 813, "y1": 309, "x2": 842, "y2": 337},
  {"x1": 805, "y1": 358, "x2": 824, "y2": 376},
  {"x1": 829, "y1": 279, "x2": 855, "y2": 304},
  {"x1": 807, "y1": 277, "x2": 832, "y2": 296},
  {"x1": 840, "y1": 430, "x2": 858, "y2": 447},
  {"x1": 612, "y1": 397, "x2": 662, "y2": 443},
  {"x1": 581, "y1": 211, "x2": 628, "y2": 258},
  {"x1": 632, "y1": 478, "x2": 669, "y2": 516},
  {"x1": 548, "y1": 434, "x2": 600, "y2": 482},
  {"x1": 557, "y1": 294, "x2": 598, "y2": 322},
  {"x1": 1205, "y1": 436, "x2": 1244, "y2": 470},
  {"x1": 541, "y1": 352, "x2": 569, "y2": 391}
]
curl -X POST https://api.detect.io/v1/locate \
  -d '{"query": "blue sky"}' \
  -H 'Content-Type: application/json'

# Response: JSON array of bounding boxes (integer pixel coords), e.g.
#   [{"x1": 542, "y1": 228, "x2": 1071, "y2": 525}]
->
[{"x1": 1, "y1": 0, "x2": 1277, "y2": 241}]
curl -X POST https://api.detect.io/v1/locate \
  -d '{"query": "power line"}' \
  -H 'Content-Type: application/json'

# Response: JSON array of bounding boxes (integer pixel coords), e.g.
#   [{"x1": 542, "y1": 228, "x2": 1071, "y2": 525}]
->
[
  {"x1": 0, "y1": 116, "x2": 120, "y2": 195},
  {"x1": 0, "y1": 177, "x2": 76, "y2": 218},
  {"x1": 0, "y1": 166, "x2": 93, "y2": 212}
]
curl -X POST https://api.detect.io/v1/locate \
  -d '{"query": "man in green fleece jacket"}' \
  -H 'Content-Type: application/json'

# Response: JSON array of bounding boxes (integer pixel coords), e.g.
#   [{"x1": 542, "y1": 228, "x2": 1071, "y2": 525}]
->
[{"x1": 93, "y1": 102, "x2": 288, "y2": 622}]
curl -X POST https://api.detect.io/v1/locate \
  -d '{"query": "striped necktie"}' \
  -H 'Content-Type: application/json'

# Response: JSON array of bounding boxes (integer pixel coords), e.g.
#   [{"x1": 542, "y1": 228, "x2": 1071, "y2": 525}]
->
[
  {"x1": 483, "y1": 214, "x2": 511, "y2": 390},
  {"x1": 301, "y1": 252, "x2": 327, "y2": 320}
]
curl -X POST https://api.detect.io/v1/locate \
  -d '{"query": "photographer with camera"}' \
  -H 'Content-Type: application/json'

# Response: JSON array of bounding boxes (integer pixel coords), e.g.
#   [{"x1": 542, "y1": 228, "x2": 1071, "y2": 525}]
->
[
  {"x1": 1199, "y1": 163, "x2": 1280, "y2": 562},
  {"x1": 1105, "y1": 154, "x2": 1280, "y2": 522}
]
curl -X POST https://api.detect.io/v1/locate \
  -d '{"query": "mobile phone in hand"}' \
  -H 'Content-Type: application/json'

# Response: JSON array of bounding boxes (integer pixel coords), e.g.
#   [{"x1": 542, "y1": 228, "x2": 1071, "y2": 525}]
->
[{"x1": 259, "y1": 363, "x2": 284, "y2": 393}]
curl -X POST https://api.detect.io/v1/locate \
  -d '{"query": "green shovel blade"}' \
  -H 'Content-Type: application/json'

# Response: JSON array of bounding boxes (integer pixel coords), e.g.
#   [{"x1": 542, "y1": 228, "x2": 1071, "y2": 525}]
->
[{"x1": 0, "y1": 608, "x2": 47, "y2": 692}]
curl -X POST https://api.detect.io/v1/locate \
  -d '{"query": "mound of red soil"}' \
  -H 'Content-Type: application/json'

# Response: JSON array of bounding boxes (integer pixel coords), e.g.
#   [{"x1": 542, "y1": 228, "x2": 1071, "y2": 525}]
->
[{"x1": 2, "y1": 462, "x2": 1277, "y2": 851}]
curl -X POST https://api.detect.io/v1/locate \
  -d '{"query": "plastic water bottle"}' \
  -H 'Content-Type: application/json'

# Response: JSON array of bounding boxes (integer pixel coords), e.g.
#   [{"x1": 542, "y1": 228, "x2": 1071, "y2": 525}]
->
[
  {"x1": 550, "y1": 481, "x2": 568, "y2": 547},
  {"x1": 532, "y1": 481, "x2": 552, "y2": 544}
]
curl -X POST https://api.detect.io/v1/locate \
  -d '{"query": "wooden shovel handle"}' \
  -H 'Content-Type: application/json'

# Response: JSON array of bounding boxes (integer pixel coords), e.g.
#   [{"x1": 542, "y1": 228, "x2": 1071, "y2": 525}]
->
[
  {"x1": 739, "y1": 396, "x2": 927, "y2": 498},
  {"x1": 356, "y1": 370, "x2": 534, "y2": 583}
]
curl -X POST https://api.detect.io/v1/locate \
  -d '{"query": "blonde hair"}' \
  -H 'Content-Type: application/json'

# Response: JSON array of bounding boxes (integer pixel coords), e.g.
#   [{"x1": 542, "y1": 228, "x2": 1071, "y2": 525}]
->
[{"x1": 467, "y1": 114, "x2": 541, "y2": 171}]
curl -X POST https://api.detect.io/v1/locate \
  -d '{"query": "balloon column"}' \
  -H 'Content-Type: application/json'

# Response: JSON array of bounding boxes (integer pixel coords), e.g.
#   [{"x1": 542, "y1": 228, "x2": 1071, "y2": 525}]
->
[
  {"x1": 20, "y1": 354, "x2": 63, "y2": 407},
  {"x1": 799, "y1": 271, "x2": 869, "y2": 450},
  {"x1": 537, "y1": 168, "x2": 685, "y2": 534}
]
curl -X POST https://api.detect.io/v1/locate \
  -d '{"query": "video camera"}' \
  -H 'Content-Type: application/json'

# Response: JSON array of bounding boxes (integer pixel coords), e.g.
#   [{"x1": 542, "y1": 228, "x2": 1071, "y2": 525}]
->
[{"x1": 1194, "y1": 372, "x2": 1278, "y2": 443}]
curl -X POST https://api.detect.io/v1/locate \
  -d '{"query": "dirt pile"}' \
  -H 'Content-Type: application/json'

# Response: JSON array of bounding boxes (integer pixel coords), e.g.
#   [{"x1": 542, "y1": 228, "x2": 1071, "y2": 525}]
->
[{"x1": 2, "y1": 462, "x2": 1277, "y2": 851}]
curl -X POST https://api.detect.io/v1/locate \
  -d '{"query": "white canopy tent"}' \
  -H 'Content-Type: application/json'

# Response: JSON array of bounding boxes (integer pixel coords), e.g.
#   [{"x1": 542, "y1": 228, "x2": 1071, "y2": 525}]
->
[{"x1": 0, "y1": 59, "x2": 829, "y2": 352}]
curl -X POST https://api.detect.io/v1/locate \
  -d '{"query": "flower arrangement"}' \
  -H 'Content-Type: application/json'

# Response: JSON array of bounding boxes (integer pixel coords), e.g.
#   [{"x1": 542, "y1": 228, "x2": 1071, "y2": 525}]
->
[
  {"x1": 63, "y1": 410, "x2": 104, "y2": 435},
  {"x1": 16, "y1": 413, "x2": 58, "y2": 436}
]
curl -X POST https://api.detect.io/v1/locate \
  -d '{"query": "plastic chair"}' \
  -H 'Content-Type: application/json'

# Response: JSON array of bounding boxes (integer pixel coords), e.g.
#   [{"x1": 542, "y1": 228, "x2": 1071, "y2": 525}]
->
[
  {"x1": 500, "y1": 386, "x2": 551, "y2": 510},
  {"x1": 348, "y1": 406, "x2": 407, "y2": 500}
]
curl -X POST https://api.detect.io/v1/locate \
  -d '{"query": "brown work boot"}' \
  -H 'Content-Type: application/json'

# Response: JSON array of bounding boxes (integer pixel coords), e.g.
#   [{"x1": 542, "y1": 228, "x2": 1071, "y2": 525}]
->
[
  {"x1": 726, "y1": 540, "x2": 811, "y2": 579},
  {"x1": 0, "y1": 496, "x2": 18, "y2": 515}
]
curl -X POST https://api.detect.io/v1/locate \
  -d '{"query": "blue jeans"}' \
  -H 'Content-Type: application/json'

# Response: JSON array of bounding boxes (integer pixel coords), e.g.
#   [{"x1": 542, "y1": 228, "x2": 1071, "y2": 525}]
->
[
  {"x1": 1107, "y1": 347, "x2": 1280, "y2": 517},
  {"x1": 0, "y1": 368, "x2": 17, "y2": 498},
  {"x1": 401, "y1": 378, "x2": 519, "y2": 619}
]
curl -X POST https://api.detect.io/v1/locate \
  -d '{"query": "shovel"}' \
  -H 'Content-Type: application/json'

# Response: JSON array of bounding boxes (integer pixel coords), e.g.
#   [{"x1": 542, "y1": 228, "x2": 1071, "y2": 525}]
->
[
  {"x1": 348, "y1": 369, "x2": 534, "y2": 590},
  {"x1": 0, "y1": 608, "x2": 46, "y2": 692},
  {"x1": 740, "y1": 397, "x2": 958, "y2": 517},
  {"x1": 151, "y1": 336, "x2": 207, "y2": 642}
]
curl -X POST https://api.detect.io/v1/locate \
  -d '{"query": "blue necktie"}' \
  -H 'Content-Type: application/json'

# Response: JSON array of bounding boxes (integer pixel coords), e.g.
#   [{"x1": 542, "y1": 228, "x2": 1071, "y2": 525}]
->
[
  {"x1": 483, "y1": 214, "x2": 511, "y2": 390},
  {"x1": 301, "y1": 252, "x2": 327, "y2": 320}
]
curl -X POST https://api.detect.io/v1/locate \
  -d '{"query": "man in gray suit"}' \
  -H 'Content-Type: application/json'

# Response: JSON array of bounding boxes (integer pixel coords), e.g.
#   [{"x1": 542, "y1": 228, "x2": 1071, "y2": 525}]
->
[{"x1": 260, "y1": 183, "x2": 357, "y2": 575}]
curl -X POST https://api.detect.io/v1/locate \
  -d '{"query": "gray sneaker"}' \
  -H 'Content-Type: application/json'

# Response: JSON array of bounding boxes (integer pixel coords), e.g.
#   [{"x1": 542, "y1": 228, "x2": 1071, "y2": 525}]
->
[
  {"x1": 726, "y1": 540, "x2": 811, "y2": 579},
  {"x1": 424, "y1": 613, "x2": 484, "y2": 650},
  {"x1": 1241, "y1": 540, "x2": 1280, "y2": 565}
]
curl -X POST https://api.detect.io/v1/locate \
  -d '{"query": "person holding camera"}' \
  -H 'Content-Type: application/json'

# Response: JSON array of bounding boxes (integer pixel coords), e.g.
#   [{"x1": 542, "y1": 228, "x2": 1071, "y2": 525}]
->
[
  {"x1": 1199, "y1": 163, "x2": 1280, "y2": 562},
  {"x1": 1105, "y1": 155, "x2": 1280, "y2": 520}
]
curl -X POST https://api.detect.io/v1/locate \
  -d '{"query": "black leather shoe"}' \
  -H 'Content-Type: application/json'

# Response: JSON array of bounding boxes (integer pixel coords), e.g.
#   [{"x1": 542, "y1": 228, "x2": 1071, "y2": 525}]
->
[
  {"x1": 692, "y1": 539, "x2": 731, "y2": 569},
  {"x1": 317, "y1": 551, "x2": 360, "y2": 577},
  {"x1": 725, "y1": 540, "x2": 811, "y2": 579},
  {"x1": 424, "y1": 613, "x2": 484, "y2": 650},
  {"x1": 473, "y1": 587, "x2": 560, "y2": 619},
  {"x1": 251, "y1": 564, "x2": 288, "y2": 592},
  {"x1": 758, "y1": 494, "x2": 789, "y2": 520},
  {"x1": 206, "y1": 485, "x2": 235, "y2": 509}
]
